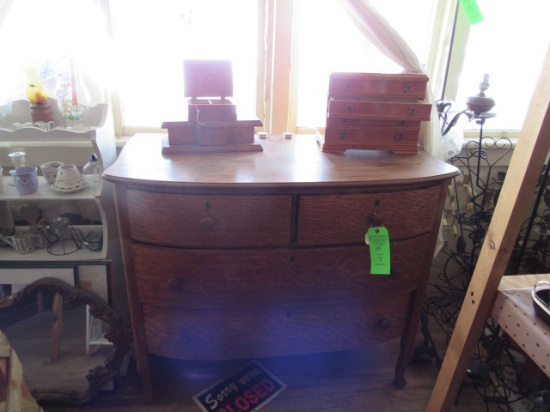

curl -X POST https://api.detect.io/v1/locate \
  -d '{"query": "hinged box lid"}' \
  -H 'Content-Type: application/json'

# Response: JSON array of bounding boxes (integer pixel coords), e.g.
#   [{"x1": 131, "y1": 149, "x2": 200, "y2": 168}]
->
[{"x1": 183, "y1": 60, "x2": 233, "y2": 100}]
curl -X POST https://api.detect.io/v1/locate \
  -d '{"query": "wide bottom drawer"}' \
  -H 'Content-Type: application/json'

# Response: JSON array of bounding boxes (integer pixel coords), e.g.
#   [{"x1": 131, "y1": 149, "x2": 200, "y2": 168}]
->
[
  {"x1": 142, "y1": 289, "x2": 411, "y2": 360},
  {"x1": 322, "y1": 126, "x2": 419, "y2": 154},
  {"x1": 325, "y1": 126, "x2": 420, "y2": 145},
  {"x1": 132, "y1": 235, "x2": 431, "y2": 311}
]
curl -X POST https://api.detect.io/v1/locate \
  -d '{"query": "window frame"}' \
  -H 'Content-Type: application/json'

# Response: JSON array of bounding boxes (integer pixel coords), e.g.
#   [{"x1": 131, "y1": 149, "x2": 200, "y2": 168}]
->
[{"x1": 104, "y1": 0, "x2": 530, "y2": 139}]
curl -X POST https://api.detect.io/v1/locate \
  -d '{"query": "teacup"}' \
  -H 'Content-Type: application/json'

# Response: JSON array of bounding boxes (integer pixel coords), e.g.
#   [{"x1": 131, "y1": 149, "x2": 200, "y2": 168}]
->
[
  {"x1": 40, "y1": 161, "x2": 64, "y2": 184},
  {"x1": 8, "y1": 152, "x2": 25, "y2": 168},
  {"x1": 9, "y1": 166, "x2": 38, "y2": 195}
]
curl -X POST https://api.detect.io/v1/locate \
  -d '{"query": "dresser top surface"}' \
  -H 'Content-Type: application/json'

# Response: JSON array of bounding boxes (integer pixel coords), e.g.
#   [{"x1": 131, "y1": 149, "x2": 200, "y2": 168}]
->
[{"x1": 103, "y1": 134, "x2": 458, "y2": 189}]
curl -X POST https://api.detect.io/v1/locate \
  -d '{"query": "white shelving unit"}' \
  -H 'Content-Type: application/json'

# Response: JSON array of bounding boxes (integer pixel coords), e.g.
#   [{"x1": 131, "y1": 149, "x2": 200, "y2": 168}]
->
[{"x1": 0, "y1": 98, "x2": 122, "y2": 354}]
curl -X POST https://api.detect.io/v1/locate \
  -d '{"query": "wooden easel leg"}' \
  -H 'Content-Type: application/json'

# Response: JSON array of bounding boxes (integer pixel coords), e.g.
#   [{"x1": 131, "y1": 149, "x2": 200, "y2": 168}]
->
[{"x1": 50, "y1": 293, "x2": 63, "y2": 362}]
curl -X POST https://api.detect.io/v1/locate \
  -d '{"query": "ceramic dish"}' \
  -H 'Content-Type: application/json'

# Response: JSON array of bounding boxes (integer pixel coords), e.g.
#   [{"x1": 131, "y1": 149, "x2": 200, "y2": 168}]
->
[
  {"x1": 51, "y1": 182, "x2": 86, "y2": 193},
  {"x1": 532, "y1": 280, "x2": 550, "y2": 327}
]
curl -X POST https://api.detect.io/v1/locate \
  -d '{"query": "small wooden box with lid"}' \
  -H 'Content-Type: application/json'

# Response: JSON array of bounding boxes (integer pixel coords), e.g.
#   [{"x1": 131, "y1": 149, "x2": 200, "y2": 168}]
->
[
  {"x1": 162, "y1": 60, "x2": 262, "y2": 153},
  {"x1": 321, "y1": 72, "x2": 431, "y2": 154}
]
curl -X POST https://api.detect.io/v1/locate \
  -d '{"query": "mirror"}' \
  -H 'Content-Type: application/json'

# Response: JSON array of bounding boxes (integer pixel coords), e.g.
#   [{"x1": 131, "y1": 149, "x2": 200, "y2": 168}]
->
[{"x1": 0, "y1": 277, "x2": 132, "y2": 405}]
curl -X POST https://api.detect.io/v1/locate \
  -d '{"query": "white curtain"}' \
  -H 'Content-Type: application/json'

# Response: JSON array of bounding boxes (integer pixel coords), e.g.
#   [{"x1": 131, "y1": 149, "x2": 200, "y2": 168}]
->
[
  {"x1": 336, "y1": 0, "x2": 444, "y2": 160},
  {"x1": 0, "y1": 0, "x2": 14, "y2": 28}
]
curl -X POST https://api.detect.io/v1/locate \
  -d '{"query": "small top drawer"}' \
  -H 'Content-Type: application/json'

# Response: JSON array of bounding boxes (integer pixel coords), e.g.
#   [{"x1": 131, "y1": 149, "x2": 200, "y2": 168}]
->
[
  {"x1": 297, "y1": 186, "x2": 443, "y2": 245},
  {"x1": 126, "y1": 190, "x2": 292, "y2": 247},
  {"x1": 329, "y1": 72, "x2": 428, "y2": 99}
]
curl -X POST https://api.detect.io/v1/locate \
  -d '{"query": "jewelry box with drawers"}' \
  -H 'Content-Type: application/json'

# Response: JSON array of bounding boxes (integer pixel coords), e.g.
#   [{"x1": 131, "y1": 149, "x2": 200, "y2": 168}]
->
[{"x1": 321, "y1": 72, "x2": 431, "y2": 154}]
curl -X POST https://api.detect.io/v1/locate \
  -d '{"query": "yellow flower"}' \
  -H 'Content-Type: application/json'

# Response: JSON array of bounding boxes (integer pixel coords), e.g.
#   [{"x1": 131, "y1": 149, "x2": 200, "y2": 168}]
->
[{"x1": 26, "y1": 81, "x2": 48, "y2": 105}]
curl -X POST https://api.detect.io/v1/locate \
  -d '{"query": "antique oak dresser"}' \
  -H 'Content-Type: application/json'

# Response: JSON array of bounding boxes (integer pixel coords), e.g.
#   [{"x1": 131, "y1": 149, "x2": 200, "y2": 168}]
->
[{"x1": 103, "y1": 133, "x2": 458, "y2": 401}]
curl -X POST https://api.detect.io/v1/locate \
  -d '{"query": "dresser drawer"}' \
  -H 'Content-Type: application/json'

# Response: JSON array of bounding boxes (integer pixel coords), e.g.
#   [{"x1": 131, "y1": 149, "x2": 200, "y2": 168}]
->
[
  {"x1": 329, "y1": 72, "x2": 428, "y2": 99},
  {"x1": 126, "y1": 190, "x2": 292, "y2": 247},
  {"x1": 328, "y1": 97, "x2": 431, "y2": 121},
  {"x1": 132, "y1": 235, "x2": 430, "y2": 311},
  {"x1": 325, "y1": 126, "x2": 420, "y2": 146},
  {"x1": 163, "y1": 121, "x2": 260, "y2": 146},
  {"x1": 326, "y1": 116, "x2": 421, "y2": 128},
  {"x1": 142, "y1": 288, "x2": 411, "y2": 359},
  {"x1": 298, "y1": 186, "x2": 442, "y2": 245}
]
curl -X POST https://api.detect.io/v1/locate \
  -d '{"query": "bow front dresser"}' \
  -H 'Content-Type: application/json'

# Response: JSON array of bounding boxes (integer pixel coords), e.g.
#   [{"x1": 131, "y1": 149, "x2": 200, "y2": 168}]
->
[{"x1": 103, "y1": 133, "x2": 458, "y2": 401}]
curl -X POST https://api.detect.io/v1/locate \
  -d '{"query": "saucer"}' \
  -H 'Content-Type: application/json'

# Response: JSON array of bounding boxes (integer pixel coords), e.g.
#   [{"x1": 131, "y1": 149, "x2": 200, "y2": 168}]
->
[{"x1": 51, "y1": 182, "x2": 86, "y2": 193}]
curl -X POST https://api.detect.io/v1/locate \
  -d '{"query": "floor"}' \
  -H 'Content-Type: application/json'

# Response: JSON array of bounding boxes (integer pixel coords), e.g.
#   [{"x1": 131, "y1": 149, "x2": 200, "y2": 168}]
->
[
  {"x1": 1, "y1": 299, "x2": 492, "y2": 411},
  {"x1": 41, "y1": 338, "x2": 497, "y2": 412}
]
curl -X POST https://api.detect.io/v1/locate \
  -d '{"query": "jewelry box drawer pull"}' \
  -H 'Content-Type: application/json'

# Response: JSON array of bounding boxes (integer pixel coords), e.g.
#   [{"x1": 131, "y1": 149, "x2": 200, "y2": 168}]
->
[
  {"x1": 403, "y1": 84, "x2": 413, "y2": 93},
  {"x1": 394, "y1": 133, "x2": 404, "y2": 141},
  {"x1": 407, "y1": 107, "x2": 417, "y2": 115},
  {"x1": 338, "y1": 132, "x2": 348, "y2": 140},
  {"x1": 199, "y1": 217, "x2": 215, "y2": 229},
  {"x1": 166, "y1": 277, "x2": 185, "y2": 292},
  {"x1": 345, "y1": 104, "x2": 354, "y2": 113},
  {"x1": 345, "y1": 82, "x2": 353, "y2": 90}
]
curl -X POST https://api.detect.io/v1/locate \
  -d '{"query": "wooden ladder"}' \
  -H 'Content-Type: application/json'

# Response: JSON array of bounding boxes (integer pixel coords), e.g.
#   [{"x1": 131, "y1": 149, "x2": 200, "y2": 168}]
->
[{"x1": 428, "y1": 45, "x2": 550, "y2": 410}]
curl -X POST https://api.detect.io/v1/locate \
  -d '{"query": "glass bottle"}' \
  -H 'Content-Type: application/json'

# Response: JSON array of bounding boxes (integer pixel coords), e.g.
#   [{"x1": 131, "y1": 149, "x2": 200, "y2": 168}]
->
[
  {"x1": 56, "y1": 56, "x2": 91, "y2": 129},
  {"x1": 82, "y1": 153, "x2": 100, "y2": 182}
]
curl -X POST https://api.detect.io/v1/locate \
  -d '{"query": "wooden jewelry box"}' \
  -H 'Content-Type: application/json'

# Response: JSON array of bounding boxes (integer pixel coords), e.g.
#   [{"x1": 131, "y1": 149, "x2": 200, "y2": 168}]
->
[
  {"x1": 162, "y1": 59, "x2": 262, "y2": 153},
  {"x1": 320, "y1": 72, "x2": 431, "y2": 154}
]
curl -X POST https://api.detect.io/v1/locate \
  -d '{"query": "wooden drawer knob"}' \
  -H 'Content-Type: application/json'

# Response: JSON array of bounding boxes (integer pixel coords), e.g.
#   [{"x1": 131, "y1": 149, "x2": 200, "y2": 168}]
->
[
  {"x1": 166, "y1": 277, "x2": 184, "y2": 292},
  {"x1": 403, "y1": 83, "x2": 413, "y2": 93},
  {"x1": 390, "y1": 266, "x2": 402, "y2": 279},
  {"x1": 394, "y1": 133, "x2": 404, "y2": 141},
  {"x1": 371, "y1": 212, "x2": 384, "y2": 226},
  {"x1": 199, "y1": 216, "x2": 215, "y2": 229},
  {"x1": 375, "y1": 316, "x2": 391, "y2": 330},
  {"x1": 407, "y1": 107, "x2": 417, "y2": 116}
]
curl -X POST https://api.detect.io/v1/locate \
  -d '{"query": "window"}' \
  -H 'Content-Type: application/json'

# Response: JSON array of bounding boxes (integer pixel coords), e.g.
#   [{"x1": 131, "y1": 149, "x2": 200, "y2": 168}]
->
[
  {"x1": 293, "y1": 0, "x2": 439, "y2": 130},
  {"x1": 108, "y1": 0, "x2": 259, "y2": 133},
  {"x1": 0, "y1": 0, "x2": 111, "y2": 108},
  {"x1": 445, "y1": 0, "x2": 550, "y2": 133}
]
